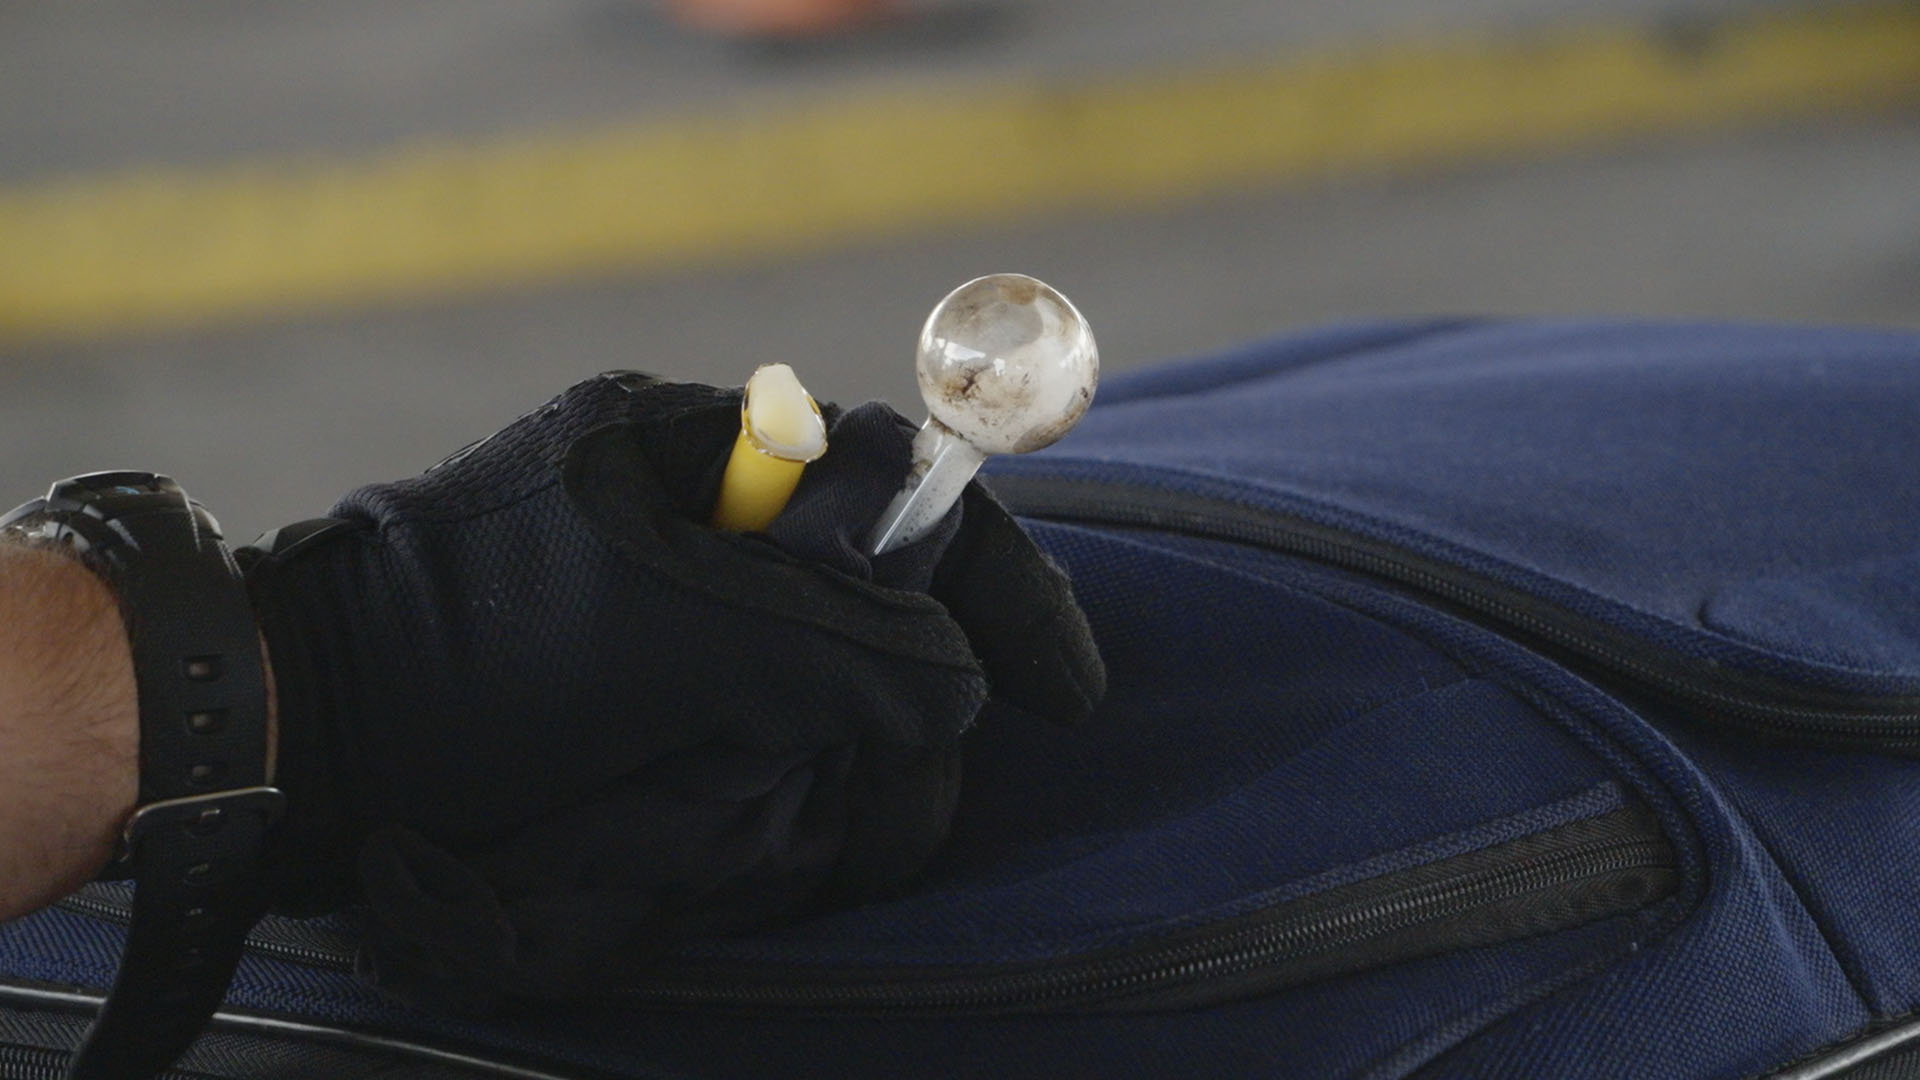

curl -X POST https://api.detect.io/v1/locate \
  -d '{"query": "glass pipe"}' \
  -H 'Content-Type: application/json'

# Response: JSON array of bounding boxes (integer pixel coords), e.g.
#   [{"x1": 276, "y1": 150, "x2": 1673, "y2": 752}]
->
[{"x1": 869, "y1": 274, "x2": 1098, "y2": 555}]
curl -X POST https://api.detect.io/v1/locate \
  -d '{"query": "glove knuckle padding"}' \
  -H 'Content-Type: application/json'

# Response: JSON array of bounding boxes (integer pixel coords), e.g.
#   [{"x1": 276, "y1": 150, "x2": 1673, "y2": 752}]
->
[{"x1": 336, "y1": 372, "x2": 721, "y2": 525}]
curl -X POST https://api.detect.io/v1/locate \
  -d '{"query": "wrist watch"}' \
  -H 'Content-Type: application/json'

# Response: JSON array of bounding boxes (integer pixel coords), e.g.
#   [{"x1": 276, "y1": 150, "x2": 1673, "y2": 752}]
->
[{"x1": 1, "y1": 472, "x2": 284, "y2": 1080}]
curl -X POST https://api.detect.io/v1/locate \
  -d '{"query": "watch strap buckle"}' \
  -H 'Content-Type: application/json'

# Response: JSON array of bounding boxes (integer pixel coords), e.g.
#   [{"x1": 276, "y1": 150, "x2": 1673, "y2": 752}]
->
[{"x1": 119, "y1": 787, "x2": 287, "y2": 863}]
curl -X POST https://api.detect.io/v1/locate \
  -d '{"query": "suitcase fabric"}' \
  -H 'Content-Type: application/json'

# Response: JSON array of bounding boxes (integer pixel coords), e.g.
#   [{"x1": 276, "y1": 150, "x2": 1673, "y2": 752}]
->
[{"x1": 3, "y1": 318, "x2": 1918, "y2": 1079}]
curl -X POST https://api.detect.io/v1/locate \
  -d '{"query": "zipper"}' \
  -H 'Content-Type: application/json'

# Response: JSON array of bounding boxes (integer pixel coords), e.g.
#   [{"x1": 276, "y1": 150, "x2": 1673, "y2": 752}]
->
[
  {"x1": 611, "y1": 807, "x2": 1675, "y2": 1014},
  {"x1": 0, "y1": 983, "x2": 598, "y2": 1080},
  {"x1": 989, "y1": 473, "x2": 1920, "y2": 750},
  {"x1": 0, "y1": 1045, "x2": 67, "y2": 1080},
  {"x1": 54, "y1": 886, "x2": 356, "y2": 973},
  {"x1": 53, "y1": 812, "x2": 1675, "y2": 1017},
  {"x1": 0, "y1": 1044, "x2": 205, "y2": 1080}
]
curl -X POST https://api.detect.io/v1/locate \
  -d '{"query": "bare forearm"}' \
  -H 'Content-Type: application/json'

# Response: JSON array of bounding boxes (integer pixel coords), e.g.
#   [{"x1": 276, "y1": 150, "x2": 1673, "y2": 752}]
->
[{"x1": 0, "y1": 543, "x2": 137, "y2": 921}]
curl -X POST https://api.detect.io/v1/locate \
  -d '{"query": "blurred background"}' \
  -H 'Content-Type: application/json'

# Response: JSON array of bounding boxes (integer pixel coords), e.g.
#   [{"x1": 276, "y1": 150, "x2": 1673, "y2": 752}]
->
[{"x1": 2, "y1": 0, "x2": 1917, "y2": 538}]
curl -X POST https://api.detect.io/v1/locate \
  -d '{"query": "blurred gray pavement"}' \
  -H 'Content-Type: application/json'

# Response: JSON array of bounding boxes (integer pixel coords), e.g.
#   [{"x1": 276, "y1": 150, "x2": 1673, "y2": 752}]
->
[
  {"x1": 4, "y1": 116, "x2": 1916, "y2": 540},
  {"x1": 2, "y1": 0, "x2": 1786, "y2": 179}
]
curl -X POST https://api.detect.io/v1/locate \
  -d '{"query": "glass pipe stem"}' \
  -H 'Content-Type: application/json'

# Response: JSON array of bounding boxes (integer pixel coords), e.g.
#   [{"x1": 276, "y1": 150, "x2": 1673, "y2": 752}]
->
[{"x1": 868, "y1": 420, "x2": 986, "y2": 556}]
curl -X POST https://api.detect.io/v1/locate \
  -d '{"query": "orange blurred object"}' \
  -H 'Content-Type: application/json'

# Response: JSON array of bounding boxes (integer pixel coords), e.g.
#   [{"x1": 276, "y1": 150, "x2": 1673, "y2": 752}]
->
[{"x1": 665, "y1": 0, "x2": 896, "y2": 37}]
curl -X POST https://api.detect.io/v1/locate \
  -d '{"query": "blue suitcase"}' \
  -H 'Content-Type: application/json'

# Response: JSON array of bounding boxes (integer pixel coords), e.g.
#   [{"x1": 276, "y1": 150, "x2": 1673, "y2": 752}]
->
[{"x1": 4, "y1": 318, "x2": 1919, "y2": 1078}]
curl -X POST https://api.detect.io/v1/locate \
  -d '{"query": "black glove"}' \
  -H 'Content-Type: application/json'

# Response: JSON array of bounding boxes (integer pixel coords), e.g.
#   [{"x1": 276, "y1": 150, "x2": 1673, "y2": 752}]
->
[{"x1": 241, "y1": 372, "x2": 1104, "y2": 1011}]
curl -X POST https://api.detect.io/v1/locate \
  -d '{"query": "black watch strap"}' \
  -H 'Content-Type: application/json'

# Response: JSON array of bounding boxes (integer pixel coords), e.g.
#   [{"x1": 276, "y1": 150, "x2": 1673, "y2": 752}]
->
[
  {"x1": 71, "y1": 789, "x2": 282, "y2": 1079},
  {"x1": 1, "y1": 473, "x2": 283, "y2": 1080}
]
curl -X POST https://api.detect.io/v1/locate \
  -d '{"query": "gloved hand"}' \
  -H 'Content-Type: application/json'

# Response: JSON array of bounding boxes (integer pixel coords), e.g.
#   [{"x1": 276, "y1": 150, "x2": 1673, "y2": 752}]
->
[{"x1": 240, "y1": 372, "x2": 1104, "y2": 1012}]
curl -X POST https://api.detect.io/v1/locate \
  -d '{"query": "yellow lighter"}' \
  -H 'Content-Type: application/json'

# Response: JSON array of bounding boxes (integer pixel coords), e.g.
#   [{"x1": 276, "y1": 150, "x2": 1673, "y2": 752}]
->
[{"x1": 710, "y1": 363, "x2": 828, "y2": 532}]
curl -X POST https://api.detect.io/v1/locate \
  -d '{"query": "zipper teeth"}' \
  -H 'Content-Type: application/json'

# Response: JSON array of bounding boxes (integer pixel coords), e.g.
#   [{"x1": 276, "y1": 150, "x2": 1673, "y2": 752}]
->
[
  {"x1": 621, "y1": 836, "x2": 1668, "y2": 1010},
  {"x1": 0, "y1": 1044, "x2": 204, "y2": 1080},
  {"x1": 50, "y1": 831, "x2": 1677, "y2": 1014},
  {"x1": 51, "y1": 892, "x2": 356, "y2": 973},
  {"x1": 1009, "y1": 483, "x2": 1920, "y2": 738},
  {"x1": 0, "y1": 1046, "x2": 61, "y2": 1080}
]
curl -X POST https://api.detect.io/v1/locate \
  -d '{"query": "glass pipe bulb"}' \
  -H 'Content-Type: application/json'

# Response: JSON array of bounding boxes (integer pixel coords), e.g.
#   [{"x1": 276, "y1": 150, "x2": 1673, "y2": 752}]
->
[{"x1": 870, "y1": 274, "x2": 1099, "y2": 555}]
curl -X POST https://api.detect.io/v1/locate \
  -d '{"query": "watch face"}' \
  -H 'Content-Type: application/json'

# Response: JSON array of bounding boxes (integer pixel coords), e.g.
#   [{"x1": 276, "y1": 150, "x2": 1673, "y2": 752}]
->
[
  {"x1": 0, "y1": 492, "x2": 53, "y2": 537},
  {"x1": 1, "y1": 500, "x2": 116, "y2": 557},
  {"x1": 0, "y1": 511, "x2": 61, "y2": 546},
  {"x1": 4, "y1": 474, "x2": 208, "y2": 567}
]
